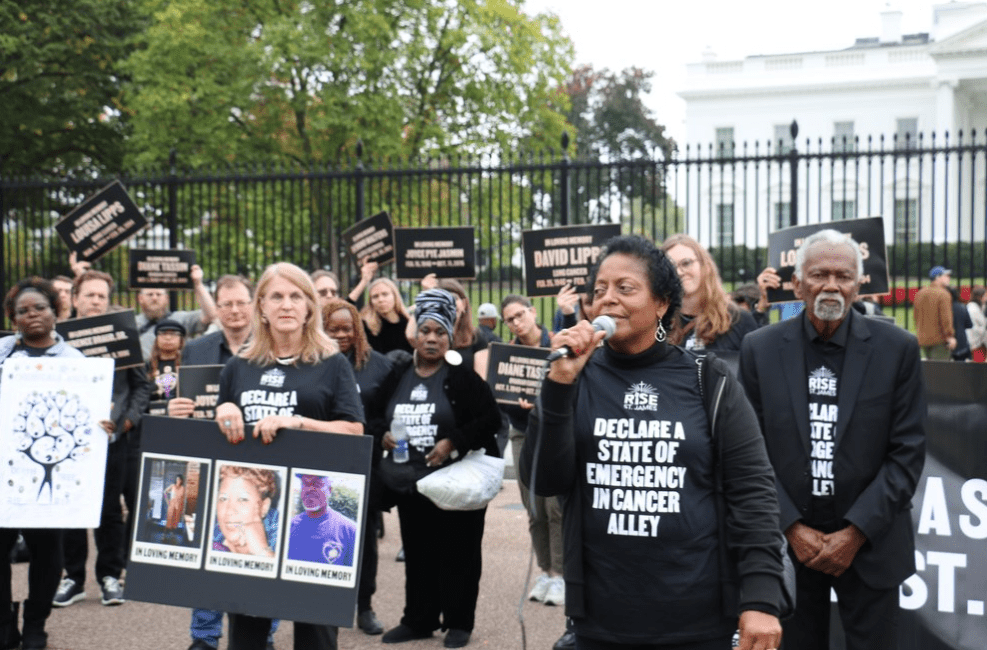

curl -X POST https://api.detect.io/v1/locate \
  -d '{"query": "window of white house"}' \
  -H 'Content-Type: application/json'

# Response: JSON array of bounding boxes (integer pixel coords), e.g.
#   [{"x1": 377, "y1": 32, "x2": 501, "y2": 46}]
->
[
  {"x1": 715, "y1": 127, "x2": 734, "y2": 159},
  {"x1": 896, "y1": 118, "x2": 918, "y2": 150},
  {"x1": 833, "y1": 121, "x2": 855, "y2": 153},
  {"x1": 717, "y1": 204, "x2": 735, "y2": 247},
  {"x1": 774, "y1": 124, "x2": 794, "y2": 155},
  {"x1": 894, "y1": 199, "x2": 918, "y2": 241},
  {"x1": 774, "y1": 202, "x2": 791, "y2": 230},
  {"x1": 832, "y1": 200, "x2": 856, "y2": 221}
]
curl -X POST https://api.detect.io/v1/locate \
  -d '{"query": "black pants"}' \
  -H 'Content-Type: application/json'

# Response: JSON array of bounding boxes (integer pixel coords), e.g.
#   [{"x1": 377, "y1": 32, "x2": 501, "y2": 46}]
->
[
  {"x1": 782, "y1": 561, "x2": 899, "y2": 650},
  {"x1": 574, "y1": 635, "x2": 732, "y2": 650},
  {"x1": 121, "y1": 427, "x2": 142, "y2": 563},
  {"x1": 0, "y1": 529, "x2": 63, "y2": 634},
  {"x1": 63, "y1": 436, "x2": 127, "y2": 584},
  {"x1": 396, "y1": 493, "x2": 486, "y2": 633},
  {"x1": 228, "y1": 614, "x2": 336, "y2": 650},
  {"x1": 357, "y1": 507, "x2": 379, "y2": 613}
]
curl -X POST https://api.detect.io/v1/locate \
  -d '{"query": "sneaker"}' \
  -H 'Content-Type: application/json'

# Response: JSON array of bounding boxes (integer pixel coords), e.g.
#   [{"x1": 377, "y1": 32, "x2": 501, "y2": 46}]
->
[
  {"x1": 528, "y1": 573, "x2": 552, "y2": 602},
  {"x1": 52, "y1": 578, "x2": 86, "y2": 607},
  {"x1": 100, "y1": 576, "x2": 125, "y2": 605},
  {"x1": 357, "y1": 610, "x2": 384, "y2": 635},
  {"x1": 543, "y1": 576, "x2": 565, "y2": 606}
]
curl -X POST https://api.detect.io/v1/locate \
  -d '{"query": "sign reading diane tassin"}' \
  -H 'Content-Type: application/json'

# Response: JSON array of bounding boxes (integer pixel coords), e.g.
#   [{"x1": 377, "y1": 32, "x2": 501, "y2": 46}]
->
[
  {"x1": 54, "y1": 180, "x2": 148, "y2": 263},
  {"x1": 129, "y1": 249, "x2": 197, "y2": 291},
  {"x1": 522, "y1": 224, "x2": 620, "y2": 297},
  {"x1": 765, "y1": 216, "x2": 889, "y2": 304}
]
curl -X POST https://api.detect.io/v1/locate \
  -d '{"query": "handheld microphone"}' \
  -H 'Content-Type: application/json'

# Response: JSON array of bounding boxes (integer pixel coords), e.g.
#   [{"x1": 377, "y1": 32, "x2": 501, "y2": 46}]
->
[{"x1": 545, "y1": 315, "x2": 616, "y2": 362}]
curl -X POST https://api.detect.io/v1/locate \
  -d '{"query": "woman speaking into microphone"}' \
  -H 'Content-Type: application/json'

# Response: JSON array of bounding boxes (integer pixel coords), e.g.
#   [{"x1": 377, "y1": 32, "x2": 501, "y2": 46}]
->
[{"x1": 520, "y1": 235, "x2": 785, "y2": 650}]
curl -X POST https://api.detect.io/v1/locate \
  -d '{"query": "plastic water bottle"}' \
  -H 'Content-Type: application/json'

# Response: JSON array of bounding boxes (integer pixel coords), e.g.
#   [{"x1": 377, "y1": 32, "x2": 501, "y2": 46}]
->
[{"x1": 391, "y1": 418, "x2": 409, "y2": 464}]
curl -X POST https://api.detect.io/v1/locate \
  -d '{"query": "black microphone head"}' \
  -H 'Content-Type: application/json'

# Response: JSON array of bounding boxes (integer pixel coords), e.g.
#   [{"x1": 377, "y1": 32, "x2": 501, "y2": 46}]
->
[{"x1": 591, "y1": 315, "x2": 616, "y2": 339}]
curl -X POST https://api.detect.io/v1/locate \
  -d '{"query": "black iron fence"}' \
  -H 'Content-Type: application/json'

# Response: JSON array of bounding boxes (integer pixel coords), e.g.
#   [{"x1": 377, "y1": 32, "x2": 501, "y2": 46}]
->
[{"x1": 2, "y1": 128, "x2": 985, "y2": 329}]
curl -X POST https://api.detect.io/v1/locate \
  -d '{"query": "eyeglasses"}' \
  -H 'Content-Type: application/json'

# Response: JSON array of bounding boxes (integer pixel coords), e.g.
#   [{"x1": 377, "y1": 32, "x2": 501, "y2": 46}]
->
[
  {"x1": 674, "y1": 258, "x2": 698, "y2": 272},
  {"x1": 503, "y1": 309, "x2": 530, "y2": 326},
  {"x1": 217, "y1": 300, "x2": 251, "y2": 310},
  {"x1": 317, "y1": 288, "x2": 337, "y2": 298}
]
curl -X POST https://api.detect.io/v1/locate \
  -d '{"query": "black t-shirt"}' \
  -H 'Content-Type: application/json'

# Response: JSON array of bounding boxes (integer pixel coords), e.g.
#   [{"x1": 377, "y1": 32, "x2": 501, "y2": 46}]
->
[
  {"x1": 352, "y1": 350, "x2": 393, "y2": 412},
  {"x1": 572, "y1": 346, "x2": 721, "y2": 643},
  {"x1": 14, "y1": 343, "x2": 54, "y2": 357},
  {"x1": 454, "y1": 333, "x2": 488, "y2": 372},
  {"x1": 219, "y1": 354, "x2": 365, "y2": 426},
  {"x1": 364, "y1": 315, "x2": 413, "y2": 355},
  {"x1": 386, "y1": 365, "x2": 454, "y2": 455}
]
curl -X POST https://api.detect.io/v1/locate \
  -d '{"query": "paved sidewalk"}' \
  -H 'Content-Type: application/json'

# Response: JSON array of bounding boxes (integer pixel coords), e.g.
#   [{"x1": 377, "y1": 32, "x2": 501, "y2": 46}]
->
[{"x1": 11, "y1": 480, "x2": 566, "y2": 650}]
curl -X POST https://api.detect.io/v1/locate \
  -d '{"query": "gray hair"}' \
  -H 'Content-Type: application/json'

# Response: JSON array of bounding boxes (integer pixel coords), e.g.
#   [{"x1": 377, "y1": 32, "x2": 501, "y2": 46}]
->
[{"x1": 793, "y1": 229, "x2": 864, "y2": 281}]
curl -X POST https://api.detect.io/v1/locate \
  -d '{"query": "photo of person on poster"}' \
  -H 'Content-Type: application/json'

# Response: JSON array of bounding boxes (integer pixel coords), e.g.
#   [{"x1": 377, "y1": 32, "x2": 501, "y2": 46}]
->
[
  {"x1": 212, "y1": 464, "x2": 281, "y2": 558},
  {"x1": 287, "y1": 473, "x2": 357, "y2": 567}
]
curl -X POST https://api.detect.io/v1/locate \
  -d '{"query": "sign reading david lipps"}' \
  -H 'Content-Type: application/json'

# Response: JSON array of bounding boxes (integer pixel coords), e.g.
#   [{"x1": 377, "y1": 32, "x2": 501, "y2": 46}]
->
[
  {"x1": 522, "y1": 224, "x2": 620, "y2": 297},
  {"x1": 486, "y1": 342, "x2": 549, "y2": 404},
  {"x1": 766, "y1": 216, "x2": 889, "y2": 303},
  {"x1": 394, "y1": 226, "x2": 476, "y2": 279},
  {"x1": 124, "y1": 416, "x2": 373, "y2": 627},
  {"x1": 341, "y1": 211, "x2": 395, "y2": 267},
  {"x1": 55, "y1": 180, "x2": 148, "y2": 262},
  {"x1": 129, "y1": 249, "x2": 197, "y2": 290},
  {"x1": 55, "y1": 310, "x2": 144, "y2": 369}
]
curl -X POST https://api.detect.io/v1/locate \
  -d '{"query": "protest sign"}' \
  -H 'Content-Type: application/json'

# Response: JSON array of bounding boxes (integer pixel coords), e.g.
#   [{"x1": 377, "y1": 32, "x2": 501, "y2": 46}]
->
[
  {"x1": 0, "y1": 356, "x2": 114, "y2": 528},
  {"x1": 766, "y1": 217, "x2": 889, "y2": 303},
  {"x1": 56, "y1": 309, "x2": 144, "y2": 369},
  {"x1": 341, "y1": 211, "x2": 394, "y2": 266},
  {"x1": 486, "y1": 342, "x2": 549, "y2": 404},
  {"x1": 393, "y1": 226, "x2": 476, "y2": 279},
  {"x1": 125, "y1": 416, "x2": 373, "y2": 627},
  {"x1": 522, "y1": 224, "x2": 620, "y2": 297},
  {"x1": 178, "y1": 365, "x2": 224, "y2": 420},
  {"x1": 129, "y1": 249, "x2": 197, "y2": 290},
  {"x1": 54, "y1": 180, "x2": 148, "y2": 262}
]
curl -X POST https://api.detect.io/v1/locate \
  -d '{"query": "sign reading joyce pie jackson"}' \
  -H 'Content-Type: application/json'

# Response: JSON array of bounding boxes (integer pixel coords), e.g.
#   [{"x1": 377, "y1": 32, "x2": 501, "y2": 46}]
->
[
  {"x1": 129, "y1": 249, "x2": 197, "y2": 290},
  {"x1": 341, "y1": 211, "x2": 395, "y2": 267},
  {"x1": 393, "y1": 226, "x2": 476, "y2": 280},
  {"x1": 485, "y1": 343, "x2": 549, "y2": 404},
  {"x1": 766, "y1": 216, "x2": 889, "y2": 303},
  {"x1": 0, "y1": 356, "x2": 114, "y2": 528},
  {"x1": 123, "y1": 416, "x2": 373, "y2": 627},
  {"x1": 54, "y1": 180, "x2": 148, "y2": 262},
  {"x1": 522, "y1": 224, "x2": 621, "y2": 297},
  {"x1": 55, "y1": 310, "x2": 144, "y2": 369}
]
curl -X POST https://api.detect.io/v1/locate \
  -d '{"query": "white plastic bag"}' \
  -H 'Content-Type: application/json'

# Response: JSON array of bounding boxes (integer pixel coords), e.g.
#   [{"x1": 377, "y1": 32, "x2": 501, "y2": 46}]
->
[{"x1": 416, "y1": 450, "x2": 505, "y2": 511}]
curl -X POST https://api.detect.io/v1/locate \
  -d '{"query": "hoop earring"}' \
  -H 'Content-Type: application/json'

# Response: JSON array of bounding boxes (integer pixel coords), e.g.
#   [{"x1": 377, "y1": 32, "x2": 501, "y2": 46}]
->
[{"x1": 655, "y1": 322, "x2": 667, "y2": 343}]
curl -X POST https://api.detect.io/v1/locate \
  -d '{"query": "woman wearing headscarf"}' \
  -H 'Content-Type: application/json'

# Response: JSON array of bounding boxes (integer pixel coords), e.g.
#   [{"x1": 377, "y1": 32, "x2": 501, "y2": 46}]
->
[
  {"x1": 661, "y1": 234, "x2": 758, "y2": 352},
  {"x1": 214, "y1": 262, "x2": 364, "y2": 650},
  {"x1": 521, "y1": 235, "x2": 785, "y2": 650},
  {"x1": 376, "y1": 289, "x2": 501, "y2": 649}
]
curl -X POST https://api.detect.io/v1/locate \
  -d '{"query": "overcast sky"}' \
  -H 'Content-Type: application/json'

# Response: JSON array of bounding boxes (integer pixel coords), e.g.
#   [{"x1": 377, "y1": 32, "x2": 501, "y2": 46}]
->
[{"x1": 521, "y1": 0, "x2": 949, "y2": 143}]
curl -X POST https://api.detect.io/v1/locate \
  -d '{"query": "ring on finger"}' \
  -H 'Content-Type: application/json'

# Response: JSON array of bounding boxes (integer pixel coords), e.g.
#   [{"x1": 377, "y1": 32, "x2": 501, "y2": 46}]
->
[{"x1": 224, "y1": 419, "x2": 232, "y2": 428}]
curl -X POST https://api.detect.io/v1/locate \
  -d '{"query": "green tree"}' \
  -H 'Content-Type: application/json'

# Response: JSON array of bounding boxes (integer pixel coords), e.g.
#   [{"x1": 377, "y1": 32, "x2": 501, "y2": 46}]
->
[
  {"x1": 0, "y1": 0, "x2": 144, "y2": 174},
  {"x1": 121, "y1": 0, "x2": 574, "y2": 167}
]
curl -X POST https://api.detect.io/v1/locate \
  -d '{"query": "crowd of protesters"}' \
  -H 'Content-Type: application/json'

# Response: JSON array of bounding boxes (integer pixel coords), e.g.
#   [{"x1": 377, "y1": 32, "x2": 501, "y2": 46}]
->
[{"x1": 2, "y1": 229, "x2": 981, "y2": 650}]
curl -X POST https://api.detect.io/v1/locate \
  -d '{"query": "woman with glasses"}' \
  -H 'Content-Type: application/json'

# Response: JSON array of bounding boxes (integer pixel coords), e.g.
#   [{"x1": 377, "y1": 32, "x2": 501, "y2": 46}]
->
[{"x1": 661, "y1": 234, "x2": 758, "y2": 353}]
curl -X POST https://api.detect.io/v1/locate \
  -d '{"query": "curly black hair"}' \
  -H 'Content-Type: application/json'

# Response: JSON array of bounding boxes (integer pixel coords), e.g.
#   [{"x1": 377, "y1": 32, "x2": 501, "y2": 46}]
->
[
  {"x1": 4, "y1": 276, "x2": 60, "y2": 321},
  {"x1": 586, "y1": 235, "x2": 683, "y2": 330}
]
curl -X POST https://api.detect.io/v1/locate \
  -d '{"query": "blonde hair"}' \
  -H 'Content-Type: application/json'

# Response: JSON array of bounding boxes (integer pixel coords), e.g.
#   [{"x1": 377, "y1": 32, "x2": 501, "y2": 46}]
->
[
  {"x1": 360, "y1": 277, "x2": 410, "y2": 336},
  {"x1": 240, "y1": 263, "x2": 338, "y2": 365},
  {"x1": 660, "y1": 233, "x2": 735, "y2": 347}
]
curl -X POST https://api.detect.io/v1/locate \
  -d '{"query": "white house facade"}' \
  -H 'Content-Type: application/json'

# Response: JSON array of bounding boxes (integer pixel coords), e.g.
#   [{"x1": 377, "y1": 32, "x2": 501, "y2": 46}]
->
[{"x1": 676, "y1": 2, "x2": 987, "y2": 248}]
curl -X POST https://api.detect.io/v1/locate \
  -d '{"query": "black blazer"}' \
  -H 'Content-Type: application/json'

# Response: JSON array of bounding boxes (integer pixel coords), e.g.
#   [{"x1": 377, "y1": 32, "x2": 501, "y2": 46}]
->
[
  {"x1": 181, "y1": 331, "x2": 230, "y2": 366},
  {"x1": 739, "y1": 309, "x2": 926, "y2": 589}
]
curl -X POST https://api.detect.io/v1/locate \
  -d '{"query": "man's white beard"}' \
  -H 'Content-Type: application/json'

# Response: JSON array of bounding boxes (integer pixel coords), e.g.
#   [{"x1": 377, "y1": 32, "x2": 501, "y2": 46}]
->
[{"x1": 814, "y1": 292, "x2": 846, "y2": 321}]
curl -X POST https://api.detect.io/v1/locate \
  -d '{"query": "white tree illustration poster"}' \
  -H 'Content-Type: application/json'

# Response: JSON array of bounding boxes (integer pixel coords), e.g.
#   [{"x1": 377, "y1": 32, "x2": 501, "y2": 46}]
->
[{"x1": 0, "y1": 356, "x2": 114, "y2": 527}]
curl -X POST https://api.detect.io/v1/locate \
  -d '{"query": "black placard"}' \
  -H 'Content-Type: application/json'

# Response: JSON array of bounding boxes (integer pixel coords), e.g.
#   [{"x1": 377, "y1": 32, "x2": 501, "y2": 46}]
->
[
  {"x1": 766, "y1": 217, "x2": 889, "y2": 303},
  {"x1": 177, "y1": 365, "x2": 224, "y2": 420},
  {"x1": 341, "y1": 211, "x2": 395, "y2": 267},
  {"x1": 485, "y1": 342, "x2": 550, "y2": 404},
  {"x1": 55, "y1": 309, "x2": 144, "y2": 369},
  {"x1": 522, "y1": 224, "x2": 621, "y2": 297},
  {"x1": 393, "y1": 226, "x2": 476, "y2": 279},
  {"x1": 129, "y1": 249, "x2": 197, "y2": 290},
  {"x1": 54, "y1": 180, "x2": 149, "y2": 262},
  {"x1": 124, "y1": 416, "x2": 373, "y2": 627}
]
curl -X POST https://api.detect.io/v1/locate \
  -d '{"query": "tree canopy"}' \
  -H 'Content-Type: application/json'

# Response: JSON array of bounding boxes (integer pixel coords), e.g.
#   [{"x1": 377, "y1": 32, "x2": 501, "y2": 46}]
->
[{"x1": 121, "y1": 0, "x2": 575, "y2": 167}]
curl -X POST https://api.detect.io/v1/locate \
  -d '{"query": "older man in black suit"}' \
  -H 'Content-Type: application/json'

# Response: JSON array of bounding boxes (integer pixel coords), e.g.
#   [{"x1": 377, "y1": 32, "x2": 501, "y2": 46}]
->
[{"x1": 739, "y1": 229, "x2": 926, "y2": 650}]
